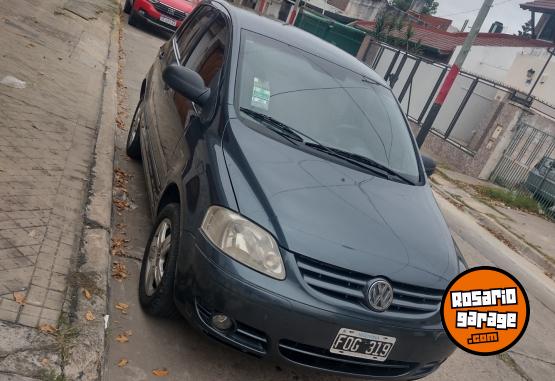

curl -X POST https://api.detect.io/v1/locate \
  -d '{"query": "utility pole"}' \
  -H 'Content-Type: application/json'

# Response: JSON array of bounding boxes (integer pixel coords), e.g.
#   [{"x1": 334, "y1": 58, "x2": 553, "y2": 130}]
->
[
  {"x1": 288, "y1": 0, "x2": 302, "y2": 25},
  {"x1": 416, "y1": 0, "x2": 494, "y2": 147}
]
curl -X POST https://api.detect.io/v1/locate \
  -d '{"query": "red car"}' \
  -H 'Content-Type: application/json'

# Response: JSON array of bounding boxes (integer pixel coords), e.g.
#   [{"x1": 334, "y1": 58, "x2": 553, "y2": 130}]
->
[{"x1": 124, "y1": 0, "x2": 197, "y2": 32}]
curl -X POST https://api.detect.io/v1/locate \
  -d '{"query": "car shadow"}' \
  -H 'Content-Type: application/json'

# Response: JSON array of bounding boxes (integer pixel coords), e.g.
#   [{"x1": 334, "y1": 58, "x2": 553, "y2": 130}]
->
[{"x1": 123, "y1": 12, "x2": 173, "y2": 41}]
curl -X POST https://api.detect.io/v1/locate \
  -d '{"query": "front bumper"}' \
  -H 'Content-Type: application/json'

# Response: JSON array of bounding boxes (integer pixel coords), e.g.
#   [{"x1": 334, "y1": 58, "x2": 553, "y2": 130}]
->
[
  {"x1": 133, "y1": 0, "x2": 187, "y2": 32},
  {"x1": 174, "y1": 232, "x2": 455, "y2": 380}
]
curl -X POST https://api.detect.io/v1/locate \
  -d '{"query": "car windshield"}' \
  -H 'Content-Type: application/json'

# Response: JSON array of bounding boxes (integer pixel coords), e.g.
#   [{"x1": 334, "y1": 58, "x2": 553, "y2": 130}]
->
[{"x1": 235, "y1": 30, "x2": 421, "y2": 183}]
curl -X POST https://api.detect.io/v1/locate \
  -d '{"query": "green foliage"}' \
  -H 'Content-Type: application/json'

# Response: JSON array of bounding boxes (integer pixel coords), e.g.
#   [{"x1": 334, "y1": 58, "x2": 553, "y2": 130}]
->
[
  {"x1": 405, "y1": 22, "x2": 415, "y2": 50},
  {"x1": 421, "y1": 0, "x2": 439, "y2": 15},
  {"x1": 392, "y1": 0, "x2": 411, "y2": 11},
  {"x1": 40, "y1": 370, "x2": 66, "y2": 381},
  {"x1": 373, "y1": 11, "x2": 386, "y2": 40},
  {"x1": 518, "y1": 19, "x2": 533, "y2": 38},
  {"x1": 475, "y1": 186, "x2": 539, "y2": 212},
  {"x1": 392, "y1": 0, "x2": 438, "y2": 15}
]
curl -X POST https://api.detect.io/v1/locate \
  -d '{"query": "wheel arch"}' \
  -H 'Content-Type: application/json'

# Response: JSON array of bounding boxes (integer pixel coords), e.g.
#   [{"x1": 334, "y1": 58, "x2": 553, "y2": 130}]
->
[
  {"x1": 140, "y1": 78, "x2": 147, "y2": 99},
  {"x1": 156, "y1": 183, "x2": 181, "y2": 216}
]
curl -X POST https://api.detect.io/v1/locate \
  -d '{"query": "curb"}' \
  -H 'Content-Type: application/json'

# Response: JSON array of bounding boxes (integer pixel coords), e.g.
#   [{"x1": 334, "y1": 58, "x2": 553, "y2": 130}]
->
[
  {"x1": 431, "y1": 183, "x2": 555, "y2": 278},
  {"x1": 62, "y1": 5, "x2": 120, "y2": 381}
]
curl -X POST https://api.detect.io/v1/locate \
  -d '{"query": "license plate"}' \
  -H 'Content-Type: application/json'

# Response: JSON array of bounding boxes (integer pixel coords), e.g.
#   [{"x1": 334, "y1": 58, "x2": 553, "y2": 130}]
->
[
  {"x1": 160, "y1": 15, "x2": 177, "y2": 27},
  {"x1": 330, "y1": 328, "x2": 396, "y2": 362}
]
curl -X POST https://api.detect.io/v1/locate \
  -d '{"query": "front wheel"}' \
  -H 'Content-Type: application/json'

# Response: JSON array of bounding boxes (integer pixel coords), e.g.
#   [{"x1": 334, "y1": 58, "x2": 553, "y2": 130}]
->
[
  {"x1": 126, "y1": 99, "x2": 142, "y2": 160},
  {"x1": 138, "y1": 203, "x2": 180, "y2": 317}
]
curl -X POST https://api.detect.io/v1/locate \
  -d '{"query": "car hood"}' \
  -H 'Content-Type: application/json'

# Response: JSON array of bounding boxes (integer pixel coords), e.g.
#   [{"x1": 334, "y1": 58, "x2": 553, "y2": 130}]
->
[
  {"x1": 222, "y1": 120, "x2": 459, "y2": 289},
  {"x1": 162, "y1": 0, "x2": 196, "y2": 13}
]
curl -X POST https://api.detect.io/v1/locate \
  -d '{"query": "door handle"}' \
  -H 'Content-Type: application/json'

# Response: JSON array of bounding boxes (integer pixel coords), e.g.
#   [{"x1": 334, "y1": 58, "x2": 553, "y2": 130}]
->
[{"x1": 159, "y1": 50, "x2": 165, "y2": 59}]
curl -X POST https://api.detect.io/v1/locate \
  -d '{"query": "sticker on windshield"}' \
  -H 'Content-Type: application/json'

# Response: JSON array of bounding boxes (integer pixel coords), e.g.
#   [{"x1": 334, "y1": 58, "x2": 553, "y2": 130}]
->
[{"x1": 251, "y1": 77, "x2": 270, "y2": 110}]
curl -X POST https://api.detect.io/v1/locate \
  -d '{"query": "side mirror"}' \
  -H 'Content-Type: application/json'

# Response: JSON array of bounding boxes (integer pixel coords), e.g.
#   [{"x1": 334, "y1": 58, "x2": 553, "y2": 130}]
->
[
  {"x1": 162, "y1": 65, "x2": 211, "y2": 106},
  {"x1": 421, "y1": 155, "x2": 436, "y2": 177}
]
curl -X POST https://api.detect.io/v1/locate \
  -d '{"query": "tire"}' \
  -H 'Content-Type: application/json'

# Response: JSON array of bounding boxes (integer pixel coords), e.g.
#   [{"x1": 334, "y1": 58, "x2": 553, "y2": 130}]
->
[
  {"x1": 128, "y1": 8, "x2": 139, "y2": 27},
  {"x1": 123, "y1": 0, "x2": 132, "y2": 14},
  {"x1": 126, "y1": 99, "x2": 142, "y2": 160},
  {"x1": 139, "y1": 203, "x2": 180, "y2": 318}
]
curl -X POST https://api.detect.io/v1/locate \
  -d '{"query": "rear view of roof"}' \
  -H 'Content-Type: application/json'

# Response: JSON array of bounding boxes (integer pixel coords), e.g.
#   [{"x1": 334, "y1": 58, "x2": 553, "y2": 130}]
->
[
  {"x1": 355, "y1": 20, "x2": 554, "y2": 55},
  {"x1": 406, "y1": 11, "x2": 452, "y2": 30},
  {"x1": 520, "y1": 0, "x2": 555, "y2": 13}
]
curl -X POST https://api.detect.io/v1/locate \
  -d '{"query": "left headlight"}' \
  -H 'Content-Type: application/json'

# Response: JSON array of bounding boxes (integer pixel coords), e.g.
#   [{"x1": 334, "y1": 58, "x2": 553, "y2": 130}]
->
[{"x1": 201, "y1": 206, "x2": 285, "y2": 280}]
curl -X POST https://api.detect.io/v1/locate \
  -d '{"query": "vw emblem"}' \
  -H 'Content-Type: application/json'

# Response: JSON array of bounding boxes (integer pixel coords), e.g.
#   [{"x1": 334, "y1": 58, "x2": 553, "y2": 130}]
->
[
  {"x1": 366, "y1": 278, "x2": 393, "y2": 312},
  {"x1": 167, "y1": 8, "x2": 174, "y2": 15}
]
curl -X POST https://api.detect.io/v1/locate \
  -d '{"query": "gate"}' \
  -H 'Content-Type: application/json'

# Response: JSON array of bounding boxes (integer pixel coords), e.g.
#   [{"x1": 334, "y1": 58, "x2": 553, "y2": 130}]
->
[
  {"x1": 490, "y1": 122, "x2": 555, "y2": 216},
  {"x1": 294, "y1": 9, "x2": 366, "y2": 56}
]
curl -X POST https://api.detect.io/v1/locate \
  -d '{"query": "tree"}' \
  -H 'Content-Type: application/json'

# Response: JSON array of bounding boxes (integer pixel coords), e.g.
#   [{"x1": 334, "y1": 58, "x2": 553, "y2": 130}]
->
[
  {"x1": 518, "y1": 19, "x2": 533, "y2": 38},
  {"x1": 392, "y1": 0, "x2": 438, "y2": 15},
  {"x1": 392, "y1": 0, "x2": 411, "y2": 12},
  {"x1": 421, "y1": 0, "x2": 439, "y2": 15},
  {"x1": 405, "y1": 23, "x2": 415, "y2": 51},
  {"x1": 373, "y1": 11, "x2": 387, "y2": 41}
]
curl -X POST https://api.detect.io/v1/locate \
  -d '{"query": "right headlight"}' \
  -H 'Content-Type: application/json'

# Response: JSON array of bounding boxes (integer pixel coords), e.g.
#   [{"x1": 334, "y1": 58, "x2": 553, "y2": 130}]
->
[{"x1": 201, "y1": 206, "x2": 285, "y2": 280}]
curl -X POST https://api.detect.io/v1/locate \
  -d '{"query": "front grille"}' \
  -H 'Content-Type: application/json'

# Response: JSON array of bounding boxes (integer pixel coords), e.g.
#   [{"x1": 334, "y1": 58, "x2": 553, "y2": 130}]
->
[
  {"x1": 296, "y1": 255, "x2": 443, "y2": 316},
  {"x1": 279, "y1": 340, "x2": 416, "y2": 377},
  {"x1": 196, "y1": 300, "x2": 268, "y2": 356},
  {"x1": 153, "y1": 2, "x2": 187, "y2": 20}
]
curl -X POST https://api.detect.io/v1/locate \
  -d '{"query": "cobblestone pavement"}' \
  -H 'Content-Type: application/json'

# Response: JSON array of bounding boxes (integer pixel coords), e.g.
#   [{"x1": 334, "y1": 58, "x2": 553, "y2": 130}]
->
[{"x1": 0, "y1": 0, "x2": 115, "y2": 333}]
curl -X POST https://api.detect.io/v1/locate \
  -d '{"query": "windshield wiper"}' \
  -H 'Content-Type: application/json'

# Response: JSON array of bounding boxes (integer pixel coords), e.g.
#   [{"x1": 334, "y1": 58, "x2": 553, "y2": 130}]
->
[
  {"x1": 240, "y1": 107, "x2": 304, "y2": 143},
  {"x1": 239, "y1": 107, "x2": 415, "y2": 185},
  {"x1": 306, "y1": 143, "x2": 415, "y2": 185}
]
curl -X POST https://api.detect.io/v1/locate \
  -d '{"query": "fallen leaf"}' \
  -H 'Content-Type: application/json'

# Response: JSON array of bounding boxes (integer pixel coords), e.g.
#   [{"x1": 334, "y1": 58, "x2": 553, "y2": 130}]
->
[
  {"x1": 111, "y1": 237, "x2": 126, "y2": 256},
  {"x1": 112, "y1": 262, "x2": 128, "y2": 281},
  {"x1": 116, "y1": 333, "x2": 129, "y2": 343},
  {"x1": 113, "y1": 198, "x2": 129, "y2": 211},
  {"x1": 115, "y1": 302, "x2": 129, "y2": 311},
  {"x1": 85, "y1": 310, "x2": 95, "y2": 321},
  {"x1": 38, "y1": 324, "x2": 57, "y2": 334},
  {"x1": 13, "y1": 291, "x2": 26, "y2": 305},
  {"x1": 41, "y1": 358, "x2": 49, "y2": 366},
  {"x1": 117, "y1": 358, "x2": 128, "y2": 367},
  {"x1": 125, "y1": 329, "x2": 133, "y2": 336},
  {"x1": 83, "y1": 289, "x2": 92, "y2": 300},
  {"x1": 152, "y1": 369, "x2": 169, "y2": 377},
  {"x1": 114, "y1": 168, "x2": 130, "y2": 188},
  {"x1": 116, "y1": 116, "x2": 126, "y2": 130}
]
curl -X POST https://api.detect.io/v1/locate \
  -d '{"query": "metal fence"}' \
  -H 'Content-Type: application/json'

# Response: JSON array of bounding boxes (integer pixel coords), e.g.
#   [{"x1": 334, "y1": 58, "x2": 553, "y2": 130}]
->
[
  {"x1": 363, "y1": 41, "x2": 532, "y2": 154},
  {"x1": 490, "y1": 122, "x2": 555, "y2": 218},
  {"x1": 363, "y1": 41, "x2": 555, "y2": 217}
]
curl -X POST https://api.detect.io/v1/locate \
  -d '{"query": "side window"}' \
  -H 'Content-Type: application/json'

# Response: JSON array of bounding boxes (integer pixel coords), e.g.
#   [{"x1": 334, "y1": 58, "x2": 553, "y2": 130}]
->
[
  {"x1": 175, "y1": 7, "x2": 216, "y2": 62},
  {"x1": 173, "y1": 15, "x2": 228, "y2": 123},
  {"x1": 183, "y1": 16, "x2": 228, "y2": 87}
]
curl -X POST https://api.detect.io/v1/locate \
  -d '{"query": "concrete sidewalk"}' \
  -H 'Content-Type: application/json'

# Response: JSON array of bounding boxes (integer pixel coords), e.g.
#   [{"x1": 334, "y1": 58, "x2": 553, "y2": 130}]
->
[
  {"x1": 0, "y1": 0, "x2": 118, "y2": 379},
  {"x1": 430, "y1": 168, "x2": 555, "y2": 278}
]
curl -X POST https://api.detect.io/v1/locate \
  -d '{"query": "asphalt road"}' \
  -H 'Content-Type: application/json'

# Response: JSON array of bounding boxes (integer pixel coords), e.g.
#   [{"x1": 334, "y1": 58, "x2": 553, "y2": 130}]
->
[{"x1": 103, "y1": 8, "x2": 555, "y2": 381}]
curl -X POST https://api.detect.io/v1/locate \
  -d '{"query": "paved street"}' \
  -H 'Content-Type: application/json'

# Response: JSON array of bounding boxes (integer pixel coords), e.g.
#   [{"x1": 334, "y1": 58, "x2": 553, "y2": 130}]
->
[{"x1": 103, "y1": 7, "x2": 555, "y2": 381}]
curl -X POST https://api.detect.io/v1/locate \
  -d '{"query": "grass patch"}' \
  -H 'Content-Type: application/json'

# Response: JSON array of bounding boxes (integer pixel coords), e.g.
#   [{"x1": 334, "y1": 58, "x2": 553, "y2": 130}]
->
[
  {"x1": 475, "y1": 186, "x2": 538, "y2": 213},
  {"x1": 40, "y1": 369, "x2": 66, "y2": 381},
  {"x1": 55, "y1": 313, "x2": 79, "y2": 364}
]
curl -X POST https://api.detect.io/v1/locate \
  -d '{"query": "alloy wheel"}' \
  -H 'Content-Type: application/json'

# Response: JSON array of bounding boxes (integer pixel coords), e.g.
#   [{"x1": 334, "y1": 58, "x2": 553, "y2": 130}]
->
[{"x1": 144, "y1": 218, "x2": 172, "y2": 296}]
